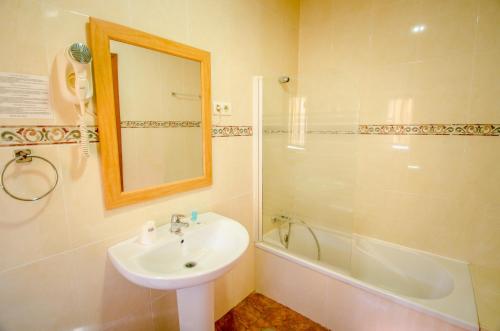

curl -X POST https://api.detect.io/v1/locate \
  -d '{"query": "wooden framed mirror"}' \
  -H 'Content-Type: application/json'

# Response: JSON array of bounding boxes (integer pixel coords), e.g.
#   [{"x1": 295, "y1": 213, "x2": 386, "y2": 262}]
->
[{"x1": 89, "y1": 18, "x2": 212, "y2": 209}]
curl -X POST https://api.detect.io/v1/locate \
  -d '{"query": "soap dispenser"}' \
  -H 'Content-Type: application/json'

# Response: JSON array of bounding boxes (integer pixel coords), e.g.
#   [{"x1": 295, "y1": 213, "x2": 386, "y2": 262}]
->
[{"x1": 139, "y1": 220, "x2": 156, "y2": 245}]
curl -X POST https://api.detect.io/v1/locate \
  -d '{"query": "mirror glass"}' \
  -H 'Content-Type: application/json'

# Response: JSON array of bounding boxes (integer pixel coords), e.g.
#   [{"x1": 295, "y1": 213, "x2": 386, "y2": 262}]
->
[{"x1": 109, "y1": 40, "x2": 203, "y2": 192}]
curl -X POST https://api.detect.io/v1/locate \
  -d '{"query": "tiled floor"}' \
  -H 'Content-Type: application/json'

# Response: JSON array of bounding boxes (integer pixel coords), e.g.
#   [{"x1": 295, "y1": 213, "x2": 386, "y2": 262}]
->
[{"x1": 215, "y1": 293, "x2": 329, "y2": 331}]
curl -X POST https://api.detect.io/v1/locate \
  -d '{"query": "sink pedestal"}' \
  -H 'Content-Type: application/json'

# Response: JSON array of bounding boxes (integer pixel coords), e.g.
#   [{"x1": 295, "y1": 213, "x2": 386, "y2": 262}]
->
[{"x1": 177, "y1": 281, "x2": 214, "y2": 331}]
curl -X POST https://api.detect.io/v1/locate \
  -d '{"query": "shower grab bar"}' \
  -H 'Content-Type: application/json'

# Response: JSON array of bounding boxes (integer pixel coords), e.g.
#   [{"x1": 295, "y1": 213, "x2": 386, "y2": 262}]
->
[{"x1": 272, "y1": 215, "x2": 321, "y2": 260}]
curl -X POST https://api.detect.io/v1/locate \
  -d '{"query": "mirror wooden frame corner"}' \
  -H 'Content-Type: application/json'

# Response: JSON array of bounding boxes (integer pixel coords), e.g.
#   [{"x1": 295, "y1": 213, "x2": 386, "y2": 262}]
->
[{"x1": 88, "y1": 17, "x2": 212, "y2": 209}]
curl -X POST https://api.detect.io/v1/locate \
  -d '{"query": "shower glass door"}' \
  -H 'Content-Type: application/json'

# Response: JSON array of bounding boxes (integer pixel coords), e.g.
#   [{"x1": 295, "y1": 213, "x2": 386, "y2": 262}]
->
[{"x1": 260, "y1": 75, "x2": 356, "y2": 272}]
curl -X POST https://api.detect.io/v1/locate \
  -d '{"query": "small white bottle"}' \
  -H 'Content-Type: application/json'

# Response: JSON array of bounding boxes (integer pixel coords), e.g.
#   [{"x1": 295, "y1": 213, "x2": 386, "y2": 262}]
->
[{"x1": 139, "y1": 220, "x2": 156, "y2": 245}]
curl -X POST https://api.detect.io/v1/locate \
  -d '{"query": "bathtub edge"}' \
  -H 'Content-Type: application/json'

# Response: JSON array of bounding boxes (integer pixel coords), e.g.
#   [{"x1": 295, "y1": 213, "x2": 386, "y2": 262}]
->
[{"x1": 255, "y1": 241, "x2": 479, "y2": 331}]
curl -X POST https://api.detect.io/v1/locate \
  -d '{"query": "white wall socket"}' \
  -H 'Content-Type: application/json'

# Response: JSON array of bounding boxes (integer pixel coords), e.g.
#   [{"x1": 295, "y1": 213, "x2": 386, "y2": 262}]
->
[{"x1": 213, "y1": 102, "x2": 232, "y2": 116}]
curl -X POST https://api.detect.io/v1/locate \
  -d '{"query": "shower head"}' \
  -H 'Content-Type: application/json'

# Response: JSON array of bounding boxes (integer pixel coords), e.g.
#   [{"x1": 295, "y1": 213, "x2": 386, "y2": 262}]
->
[
  {"x1": 278, "y1": 76, "x2": 290, "y2": 84},
  {"x1": 67, "y1": 43, "x2": 92, "y2": 64}
]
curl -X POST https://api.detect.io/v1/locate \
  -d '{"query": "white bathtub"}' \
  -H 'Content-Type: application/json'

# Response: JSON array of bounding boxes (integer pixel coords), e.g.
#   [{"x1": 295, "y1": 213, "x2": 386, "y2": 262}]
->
[{"x1": 259, "y1": 224, "x2": 478, "y2": 331}]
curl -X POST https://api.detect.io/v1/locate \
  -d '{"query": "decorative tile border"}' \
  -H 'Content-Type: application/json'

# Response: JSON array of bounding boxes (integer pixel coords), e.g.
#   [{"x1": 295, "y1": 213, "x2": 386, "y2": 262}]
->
[
  {"x1": 0, "y1": 125, "x2": 253, "y2": 147},
  {"x1": 212, "y1": 126, "x2": 253, "y2": 137},
  {"x1": 359, "y1": 124, "x2": 500, "y2": 136},
  {"x1": 2, "y1": 123, "x2": 498, "y2": 147},
  {"x1": 264, "y1": 129, "x2": 357, "y2": 135},
  {"x1": 0, "y1": 125, "x2": 99, "y2": 147},
  {"x1": 121, "y1": 120, "x2": 201, "y2": 128},
  {"x1": 265, "y1": 124, "x2": 500, "y2": 136}
]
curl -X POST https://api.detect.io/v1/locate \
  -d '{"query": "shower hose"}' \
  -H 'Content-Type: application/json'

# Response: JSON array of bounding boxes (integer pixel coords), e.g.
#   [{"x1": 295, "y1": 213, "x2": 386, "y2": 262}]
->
[{"x1": 273, "y1": 215, "x2": 321, "y2": 261}]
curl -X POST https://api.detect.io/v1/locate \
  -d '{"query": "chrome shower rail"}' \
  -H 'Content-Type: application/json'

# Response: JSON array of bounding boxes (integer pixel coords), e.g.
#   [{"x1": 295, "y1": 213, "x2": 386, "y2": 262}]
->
[{"x1": 272, "y1": 215, "x2": 321, "y2": 260}]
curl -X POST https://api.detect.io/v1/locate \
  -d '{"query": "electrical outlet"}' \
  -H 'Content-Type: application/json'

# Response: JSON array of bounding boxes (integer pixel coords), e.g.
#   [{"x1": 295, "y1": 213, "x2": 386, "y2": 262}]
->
[
  {"x1": 213, "y1": 102, "x2": 223, "y2": 115},
  {"x1": 220, "y1": 102, "x2": 232, "y2": 116},
  {"x1": 213, "y1": 102, "x2": 232, "y2": 116}
]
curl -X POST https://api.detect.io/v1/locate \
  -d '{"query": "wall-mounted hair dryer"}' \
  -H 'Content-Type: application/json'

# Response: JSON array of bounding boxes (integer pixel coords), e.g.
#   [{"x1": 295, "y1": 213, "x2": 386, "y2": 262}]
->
[
  {"x1": 56, "y1": 42, "x2": 93, "y2": 158},
  {"x1": 67, "y1": 42, "x2": 93, "y2": 158},
  {"x1": 67, "y1": 43, "x2": 93, "y2": 101}
]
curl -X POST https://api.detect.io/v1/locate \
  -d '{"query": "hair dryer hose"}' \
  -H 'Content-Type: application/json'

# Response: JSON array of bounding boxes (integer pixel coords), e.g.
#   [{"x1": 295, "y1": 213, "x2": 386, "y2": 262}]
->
[{"x1": 79, "y1": 101, "x2": 90, "y2": 158}]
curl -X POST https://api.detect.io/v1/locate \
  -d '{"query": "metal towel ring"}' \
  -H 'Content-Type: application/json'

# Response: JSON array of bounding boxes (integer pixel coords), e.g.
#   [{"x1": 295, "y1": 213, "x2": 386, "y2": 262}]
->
[{"x1": 1, "y1": 149, "x2": 59, "y2": 202}]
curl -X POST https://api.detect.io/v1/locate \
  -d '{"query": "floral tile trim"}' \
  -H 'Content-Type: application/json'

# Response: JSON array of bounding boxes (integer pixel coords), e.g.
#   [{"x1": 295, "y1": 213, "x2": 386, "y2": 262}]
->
[
  {"x1": 265, "y1": 124, "x2": 500, "y2": 136},
  {"x1": 212, "y1": 126, "x2": 253, "y2": 137},
  {"x1": 359, "y1": 124, "x2": 500, "y2": 136},
  {"x1": 3, "y1": 123, "x2": 497, "y2": 147},
  {"x1": 0, "y1": 125, "x2": 253, "y2": 146},
  {"x1": 120, "y1": 120, "x2": 201, "y2": 128},
  {"x1": 0, "y1": 125, "x2": 98, "y2": 147},
  {"x1": 264, "y1": 129, "x2": 357, "y2": 135}
]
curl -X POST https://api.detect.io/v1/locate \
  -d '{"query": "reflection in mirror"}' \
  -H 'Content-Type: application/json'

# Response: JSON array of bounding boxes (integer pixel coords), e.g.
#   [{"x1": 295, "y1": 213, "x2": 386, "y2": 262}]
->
[{"x1": 109, "y1": 41, "x2": 203, "y2": 192}]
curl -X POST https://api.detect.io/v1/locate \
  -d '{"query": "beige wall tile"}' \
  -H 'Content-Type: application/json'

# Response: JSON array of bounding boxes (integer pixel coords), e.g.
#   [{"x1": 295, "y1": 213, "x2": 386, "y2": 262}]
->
[
  {"x1": 0, "y1": 252, "x2": 79, "y2": 331},
  {"x1": 0, "y1": 0, "x2": 47, "y2": 76},
  {"x1": 370, "y1": 0, "x2": 420, "y2": 66},
  {"x1": 69, "y1": 237, "x2": 154, "y2": 331},
  {"x1": 0, "y1": 146, "x2": 70, "y2": 272},
  {"x1": 128, "y1": 0, "x2": 188, "y2": 42},
  {"x1": 470, "y1": 265, "x2": 500, "y2": 331},
  {"x1": 360, "y1": 63, "x2": 414, "y2": 124},
  {"x1": 214, "y1": 245, "x2": 256, "y2": 320},
  {"x1": 59, "y1": 143, "x2": 127, "y2": 248},
  {"x1": 458, "y1": 138, "x2": 500, "y2": 268},
  {"x1": 419, "y1": 0, "x2": 479, "y2": 19},
  {"x1": 409, "y1": 54, "x2": 474, "y2": 123},
  {"x1": 211, "y1": 193, "x2": 255, "y2": 318},
  {"x1": 151, "y1": 291, "x2": 179, "y2": 331},
  {"x1": 477, "y1": 0, "x2": 500, "y2": 53},
  {"x1": 42, "y1": 0, "x2": 131, "y2": 24},
  {"x1": 416, "y1": 6, "x2": 477, "y2": 59},
  {"x1": 469, "y1": 51, "x2": 500, "y2": 123}
]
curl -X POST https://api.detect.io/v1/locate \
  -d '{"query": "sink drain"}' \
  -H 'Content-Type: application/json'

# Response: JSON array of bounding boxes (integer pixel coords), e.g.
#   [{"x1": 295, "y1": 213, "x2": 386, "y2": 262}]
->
[{"x1": 184, "y1": 261, "x2": 197, "y2": 268}]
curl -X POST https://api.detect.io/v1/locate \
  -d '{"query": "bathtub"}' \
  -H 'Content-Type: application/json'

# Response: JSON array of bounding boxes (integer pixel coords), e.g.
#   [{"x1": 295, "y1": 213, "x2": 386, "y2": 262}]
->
[{"x1": 258, "y1": 223, "x2": 478, "y2": 331}]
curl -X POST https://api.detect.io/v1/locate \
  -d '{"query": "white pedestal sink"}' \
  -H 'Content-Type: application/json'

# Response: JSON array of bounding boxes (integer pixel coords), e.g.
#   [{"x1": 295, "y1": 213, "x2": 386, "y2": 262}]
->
[{"x1": 108, "y1": 212, "x2": 250, "y2": 331}]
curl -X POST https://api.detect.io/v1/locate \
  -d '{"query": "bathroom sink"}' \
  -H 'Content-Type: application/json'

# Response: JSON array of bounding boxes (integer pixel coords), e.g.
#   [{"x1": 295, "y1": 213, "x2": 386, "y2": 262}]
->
[
  {"x1": 108, "y1": 212, "x2": 249, "y2": 331},
  {"x1": 108, "y1": 212, "x2": 249, "y2": 290}
]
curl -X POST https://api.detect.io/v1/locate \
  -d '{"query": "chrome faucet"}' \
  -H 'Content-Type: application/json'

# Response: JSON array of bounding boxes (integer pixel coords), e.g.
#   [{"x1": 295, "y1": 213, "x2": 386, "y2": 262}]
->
[{"x1": 170, "y1": 214, "x2": 189, "y2": 234}]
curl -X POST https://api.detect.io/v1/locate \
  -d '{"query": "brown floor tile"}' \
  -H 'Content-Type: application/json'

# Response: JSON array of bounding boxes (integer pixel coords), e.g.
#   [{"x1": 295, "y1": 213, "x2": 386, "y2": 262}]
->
[{"x1": 215, "y1": 293, "x2": 329, "y2": 331}]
